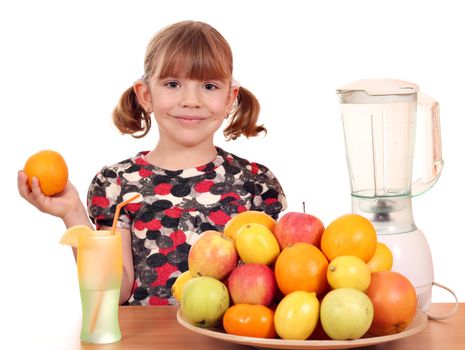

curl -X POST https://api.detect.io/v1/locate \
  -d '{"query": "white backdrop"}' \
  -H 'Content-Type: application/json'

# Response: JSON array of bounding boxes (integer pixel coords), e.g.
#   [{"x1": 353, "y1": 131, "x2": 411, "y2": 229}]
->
[{"x1": 1, "y1": 0, "x2": 463, "y2": 348}]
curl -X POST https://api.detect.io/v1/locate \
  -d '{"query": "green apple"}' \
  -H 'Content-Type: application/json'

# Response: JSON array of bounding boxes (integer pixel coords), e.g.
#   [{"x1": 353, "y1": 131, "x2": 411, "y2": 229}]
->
[
  {"x1": 181, "y1": 276, "x2": 230, "y2": 328},
  {"x1": 320, "y1": 288, "x2": 373, "y2": 340}
]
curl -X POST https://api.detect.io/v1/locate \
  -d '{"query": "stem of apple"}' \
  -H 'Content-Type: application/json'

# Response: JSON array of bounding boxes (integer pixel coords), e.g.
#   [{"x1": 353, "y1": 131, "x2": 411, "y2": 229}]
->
[{"x1": 303, "y1": 201, "x2": 306, "y2": 213}]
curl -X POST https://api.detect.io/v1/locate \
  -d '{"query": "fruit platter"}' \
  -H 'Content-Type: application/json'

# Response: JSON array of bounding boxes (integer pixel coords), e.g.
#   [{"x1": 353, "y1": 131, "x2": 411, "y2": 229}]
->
[
  {"x1": 173, "y1": 211, "x2": 429, "y2": 349},
  {"x1": 177, "y1": 308, "x2": 427, "y2": 349}
]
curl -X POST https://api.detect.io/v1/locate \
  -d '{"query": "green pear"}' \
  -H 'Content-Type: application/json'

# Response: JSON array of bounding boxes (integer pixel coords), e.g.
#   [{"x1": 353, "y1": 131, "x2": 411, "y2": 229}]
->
[
  {"x1": 320, "y1": 288, "x2": 374, "y2": 340},
  {"x1": 181, "y1": 276, "x2": 230, "y2": 328}
]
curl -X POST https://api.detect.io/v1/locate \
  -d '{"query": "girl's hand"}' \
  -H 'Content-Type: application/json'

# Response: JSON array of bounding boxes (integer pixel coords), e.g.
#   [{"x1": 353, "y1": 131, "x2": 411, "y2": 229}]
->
[{"x1": 17, "y1": 170, "x2": 88, "y2": 226}]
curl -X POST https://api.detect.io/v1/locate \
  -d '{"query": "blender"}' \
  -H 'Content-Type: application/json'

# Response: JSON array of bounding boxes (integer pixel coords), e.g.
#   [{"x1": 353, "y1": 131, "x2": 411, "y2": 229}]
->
[{"x1": 336, "y1": 79, "x2": 444, "y2": 313}]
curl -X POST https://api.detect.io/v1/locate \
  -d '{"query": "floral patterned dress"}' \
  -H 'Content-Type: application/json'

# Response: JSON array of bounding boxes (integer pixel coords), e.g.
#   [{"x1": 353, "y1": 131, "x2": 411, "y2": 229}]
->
[{"x1": 87, "y1": 147, "x2": 287, "y2": 305}]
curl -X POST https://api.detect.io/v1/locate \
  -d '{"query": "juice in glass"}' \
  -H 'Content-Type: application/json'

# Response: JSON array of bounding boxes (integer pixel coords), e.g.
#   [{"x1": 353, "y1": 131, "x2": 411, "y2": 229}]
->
[{"x1": 77, "y1": 231, "x2": 122, "y2": 344}]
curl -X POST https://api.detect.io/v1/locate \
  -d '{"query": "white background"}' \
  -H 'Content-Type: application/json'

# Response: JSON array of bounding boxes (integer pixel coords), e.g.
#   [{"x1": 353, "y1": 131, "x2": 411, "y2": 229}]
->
[{"x1": 1, "y1": 0, "x2": 463, "y2": 348}]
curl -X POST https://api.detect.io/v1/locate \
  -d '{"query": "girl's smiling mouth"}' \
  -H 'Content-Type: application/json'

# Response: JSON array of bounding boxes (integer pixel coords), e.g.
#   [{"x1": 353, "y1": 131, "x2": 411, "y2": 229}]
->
[{"x1": 174, "y1": 115, "x2": 208, "y2": 123}]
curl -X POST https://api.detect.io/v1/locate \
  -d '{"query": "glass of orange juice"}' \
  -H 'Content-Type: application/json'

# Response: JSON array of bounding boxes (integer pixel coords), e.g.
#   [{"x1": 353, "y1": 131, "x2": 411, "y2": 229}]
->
[{"x1": 62, "y1": 227, "x2": 122, "y2": 344}]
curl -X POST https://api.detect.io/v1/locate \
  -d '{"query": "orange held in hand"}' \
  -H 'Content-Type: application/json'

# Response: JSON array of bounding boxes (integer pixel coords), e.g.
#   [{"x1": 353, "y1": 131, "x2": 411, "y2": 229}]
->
[{"x1": 24, "y1": 150, "x2": 68, "y2": 196}]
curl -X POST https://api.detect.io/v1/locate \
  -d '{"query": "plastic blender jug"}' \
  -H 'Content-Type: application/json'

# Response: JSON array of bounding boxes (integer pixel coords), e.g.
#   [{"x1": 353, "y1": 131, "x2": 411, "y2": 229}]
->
[{"x1": 336, "y1": 79, "x2": 444, "y2": 312}]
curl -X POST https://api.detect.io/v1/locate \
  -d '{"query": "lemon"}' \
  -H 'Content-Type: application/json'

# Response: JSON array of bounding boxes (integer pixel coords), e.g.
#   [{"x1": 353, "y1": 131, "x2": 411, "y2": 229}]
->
[
  {"x1": 274, "y1": 291, "x2": 319, "y2": 340},
  {"x1": 59, "y1": 225, "x2": 93, "y2": 247},
  {"x1": 327, "y1": 255, "x2": 371, "y2": 291},
  {"x1": 367, "y1": 242, "x2": 393, "y2": 272},
  {"x1": 171, "y1": 271, "x2": 195, "y2": 303},
  {"x1": 235, "y1": 223, "x2": 280, "y2": 265},
  {"x1": 224, "y1": 211, "x2": 276, "y2": 240}
]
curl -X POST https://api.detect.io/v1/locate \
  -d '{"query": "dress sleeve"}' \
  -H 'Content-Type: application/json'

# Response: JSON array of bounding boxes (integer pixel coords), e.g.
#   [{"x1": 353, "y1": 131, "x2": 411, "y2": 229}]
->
[
  {"x1": 250, "y1": 164, "x2": 287, "y2": 219},
  {"x1": 87, "y1": 166, "x2": 130, "y2": 230}
]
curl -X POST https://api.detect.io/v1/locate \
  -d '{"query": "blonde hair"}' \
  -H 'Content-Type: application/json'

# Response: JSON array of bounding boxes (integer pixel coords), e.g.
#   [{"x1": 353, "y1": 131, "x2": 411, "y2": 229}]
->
[{"x1": 112, "y1": 20, "x2": 266, "y2": 140}]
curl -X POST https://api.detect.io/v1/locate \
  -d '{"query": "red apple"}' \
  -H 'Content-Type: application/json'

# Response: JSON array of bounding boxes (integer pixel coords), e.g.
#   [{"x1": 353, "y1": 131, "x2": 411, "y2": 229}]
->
[
  {"x1": 274, "y1": 212, "x2": 325, "y2": 249},
  {"x1": 228, "y1": 263, "x2": 277, "y2": 306},
  {"x1": 188, "y1": 230, "x2": 238, "y2": 280}
]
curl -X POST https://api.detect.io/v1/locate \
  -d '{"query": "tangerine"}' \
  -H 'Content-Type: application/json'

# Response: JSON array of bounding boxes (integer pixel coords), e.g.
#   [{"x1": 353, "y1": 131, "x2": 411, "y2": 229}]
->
[
  {"x1": 24, "y1": 150, "x2": 68, "y2": 196},
  {"x1": 223, "y1": 304, "x2": 277, "y2": 338},
  {"x1": 224, "y1": 210, "x2": 276, "y2": 240},
  {"x1": 274, "y1": 242, "x2": 329, "y2": 296},
  {"x1": 366, "y1": 271, "x2": 417, "y2": 336},
  {"x1": 321, "y1": 214, "x2": 377, "y2": 262}
]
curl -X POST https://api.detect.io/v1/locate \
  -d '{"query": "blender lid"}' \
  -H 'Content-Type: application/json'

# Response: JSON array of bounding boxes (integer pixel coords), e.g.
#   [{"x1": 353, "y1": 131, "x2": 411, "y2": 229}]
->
[{"x1": 337, "y1": 79, "x2": 419, "y2": 96}]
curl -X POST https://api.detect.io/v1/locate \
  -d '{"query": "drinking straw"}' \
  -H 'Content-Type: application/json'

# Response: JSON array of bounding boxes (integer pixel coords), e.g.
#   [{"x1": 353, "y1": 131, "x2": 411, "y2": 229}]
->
[
  {"x1": 88, "y1": 193, "x2": 141, "y2": 334},
  {"x1": 111, "y1": 194, "x2": 141, "y2": 235}
]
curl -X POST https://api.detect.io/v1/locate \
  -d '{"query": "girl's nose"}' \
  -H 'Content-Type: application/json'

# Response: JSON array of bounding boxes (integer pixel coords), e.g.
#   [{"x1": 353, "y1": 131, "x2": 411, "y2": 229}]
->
[{"x1": 180, "y1": 85, "x2": 201, "y2": 108}]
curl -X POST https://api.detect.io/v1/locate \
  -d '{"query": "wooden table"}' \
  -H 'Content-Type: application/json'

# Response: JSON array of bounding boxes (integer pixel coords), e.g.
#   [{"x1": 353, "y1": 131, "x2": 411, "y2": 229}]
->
[{"x1": 74, "y1": 303, "x2": 463, "y2": 350}]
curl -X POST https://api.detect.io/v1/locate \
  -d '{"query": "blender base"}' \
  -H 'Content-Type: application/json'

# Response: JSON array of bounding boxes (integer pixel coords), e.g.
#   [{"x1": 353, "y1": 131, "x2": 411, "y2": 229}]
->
[{"x1": 377, "y1": 228, "x2": 434, "y2": 313}]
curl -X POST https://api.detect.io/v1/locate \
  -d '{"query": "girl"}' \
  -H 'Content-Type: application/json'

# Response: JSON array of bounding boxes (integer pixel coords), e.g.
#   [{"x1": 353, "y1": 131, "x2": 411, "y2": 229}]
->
[{"x1": 17, "y1": 20, "x2": 287, "y2": 306}]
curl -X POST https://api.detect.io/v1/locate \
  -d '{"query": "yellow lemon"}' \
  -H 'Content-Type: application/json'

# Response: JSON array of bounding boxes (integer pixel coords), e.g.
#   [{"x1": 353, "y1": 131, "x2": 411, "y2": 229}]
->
[
  {"x1": 224, "y1": 211, "x2": 276, "y2": 240},
  {"x1": 367, "y1": 242, "x2": 393, "y2": 273},
  {"x1": 274, "y1": 291, "x2": 319, "y2": 340},
  {"x1": 59, "y1": 225, "x2": 93, "y2": 247},
  {"x1": 171, "y1": 271, "x2": 195, "y2": 303},
  {"x1": 235, "y1": 223, "x2": 280, "y2": 265},
  {"x1": 327, "y1": 255, "x2": 371, "y2": 291}
]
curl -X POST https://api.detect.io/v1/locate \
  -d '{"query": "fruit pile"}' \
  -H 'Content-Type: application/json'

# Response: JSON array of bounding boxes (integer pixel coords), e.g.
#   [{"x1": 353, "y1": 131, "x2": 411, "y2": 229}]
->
[{"x1": 173, "y1": 211, "x2": 418, "y2": 341}]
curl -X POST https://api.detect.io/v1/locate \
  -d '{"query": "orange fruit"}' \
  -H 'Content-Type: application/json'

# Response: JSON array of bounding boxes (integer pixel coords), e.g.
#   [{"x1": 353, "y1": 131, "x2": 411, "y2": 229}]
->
[
  {"x1": 24, "y1": 150, "x2": 68, "y2": 196},
  {"x1": 321, "y1": 214, "x2": 377, "y2": 262},
  {"x1": 366, "y1": 271, "x2": 417, "y2": 336},
  {"x1": 274, "y1": 242, "x2": 329, "y2": 296},
  {"x1": 367, "y1": 242, "x2": 393, "y2": 272},
  {"x1": 59, "y1": 225, "x2": 93, "y2": 247},
  {"x1": 224, "y1": 210, "x2": 276, "y2": 240},
  {"x1": 223, "y1": 304, "x2": 277, "y2": 338}
]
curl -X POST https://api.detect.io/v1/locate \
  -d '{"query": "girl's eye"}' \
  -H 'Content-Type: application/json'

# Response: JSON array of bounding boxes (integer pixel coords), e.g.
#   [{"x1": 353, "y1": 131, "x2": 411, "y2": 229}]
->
[
  {"x1": 165, "y1": 81, "x2": 180, "y2": 88},
  {"x1": 204, "y1": 83, "x2": 218, "y2": 90}
]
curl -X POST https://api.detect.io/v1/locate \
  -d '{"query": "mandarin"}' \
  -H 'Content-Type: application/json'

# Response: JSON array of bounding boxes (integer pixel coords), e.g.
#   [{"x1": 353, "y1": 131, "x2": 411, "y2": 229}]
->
[
  {"x1": 24, "y1": 150, "x2": 68, "y2": 196},
  {"x1": 274, "y1": 242, "x2": 329, "y2": 296},
  {"x1": 321, "y1": 214, "x2": 377, "y2": 262},
  {"x1": 223, "y1": 304, "x2": 276, "y2": 338}
]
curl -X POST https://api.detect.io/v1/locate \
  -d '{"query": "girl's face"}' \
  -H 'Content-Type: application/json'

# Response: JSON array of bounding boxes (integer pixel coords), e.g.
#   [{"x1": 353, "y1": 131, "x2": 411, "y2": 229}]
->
[{"x1": 136, "y1": 72, "x2": 238, "y2": 148}]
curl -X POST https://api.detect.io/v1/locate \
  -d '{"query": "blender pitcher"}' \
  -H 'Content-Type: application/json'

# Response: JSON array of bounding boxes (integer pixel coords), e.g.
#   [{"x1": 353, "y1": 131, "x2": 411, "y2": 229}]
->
[{"x1": 336, "y1": 79, "x2": 443, "y2": 312}]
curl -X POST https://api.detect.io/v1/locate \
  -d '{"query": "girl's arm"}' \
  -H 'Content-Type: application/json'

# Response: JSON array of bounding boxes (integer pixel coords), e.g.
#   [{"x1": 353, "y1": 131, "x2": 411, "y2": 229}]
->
[{"x1": 18, "y1": 171, "x2": 134, "y2": 305}]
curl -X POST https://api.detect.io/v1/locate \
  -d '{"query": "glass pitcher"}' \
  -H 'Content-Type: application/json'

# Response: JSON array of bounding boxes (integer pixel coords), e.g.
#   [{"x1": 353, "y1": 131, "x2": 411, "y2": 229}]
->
[{"x1": 336, "y1": 79, "x2": 443, "y2": 234}]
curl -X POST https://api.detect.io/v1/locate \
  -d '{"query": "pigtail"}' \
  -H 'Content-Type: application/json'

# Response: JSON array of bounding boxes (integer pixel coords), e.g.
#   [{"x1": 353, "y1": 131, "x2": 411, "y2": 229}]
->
[
  {"x1": 223, "y1": 86, "x2": 267, "y2": 141},
  {"x1": 112, "y1": 86, "x2": 152, "y2": 138}
]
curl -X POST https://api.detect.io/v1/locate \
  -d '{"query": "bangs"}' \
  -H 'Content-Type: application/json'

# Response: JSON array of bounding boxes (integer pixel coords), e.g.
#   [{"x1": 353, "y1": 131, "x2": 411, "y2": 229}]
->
[{"x1": 153, "y1": 23, "x2": 232, "y2": 81}]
